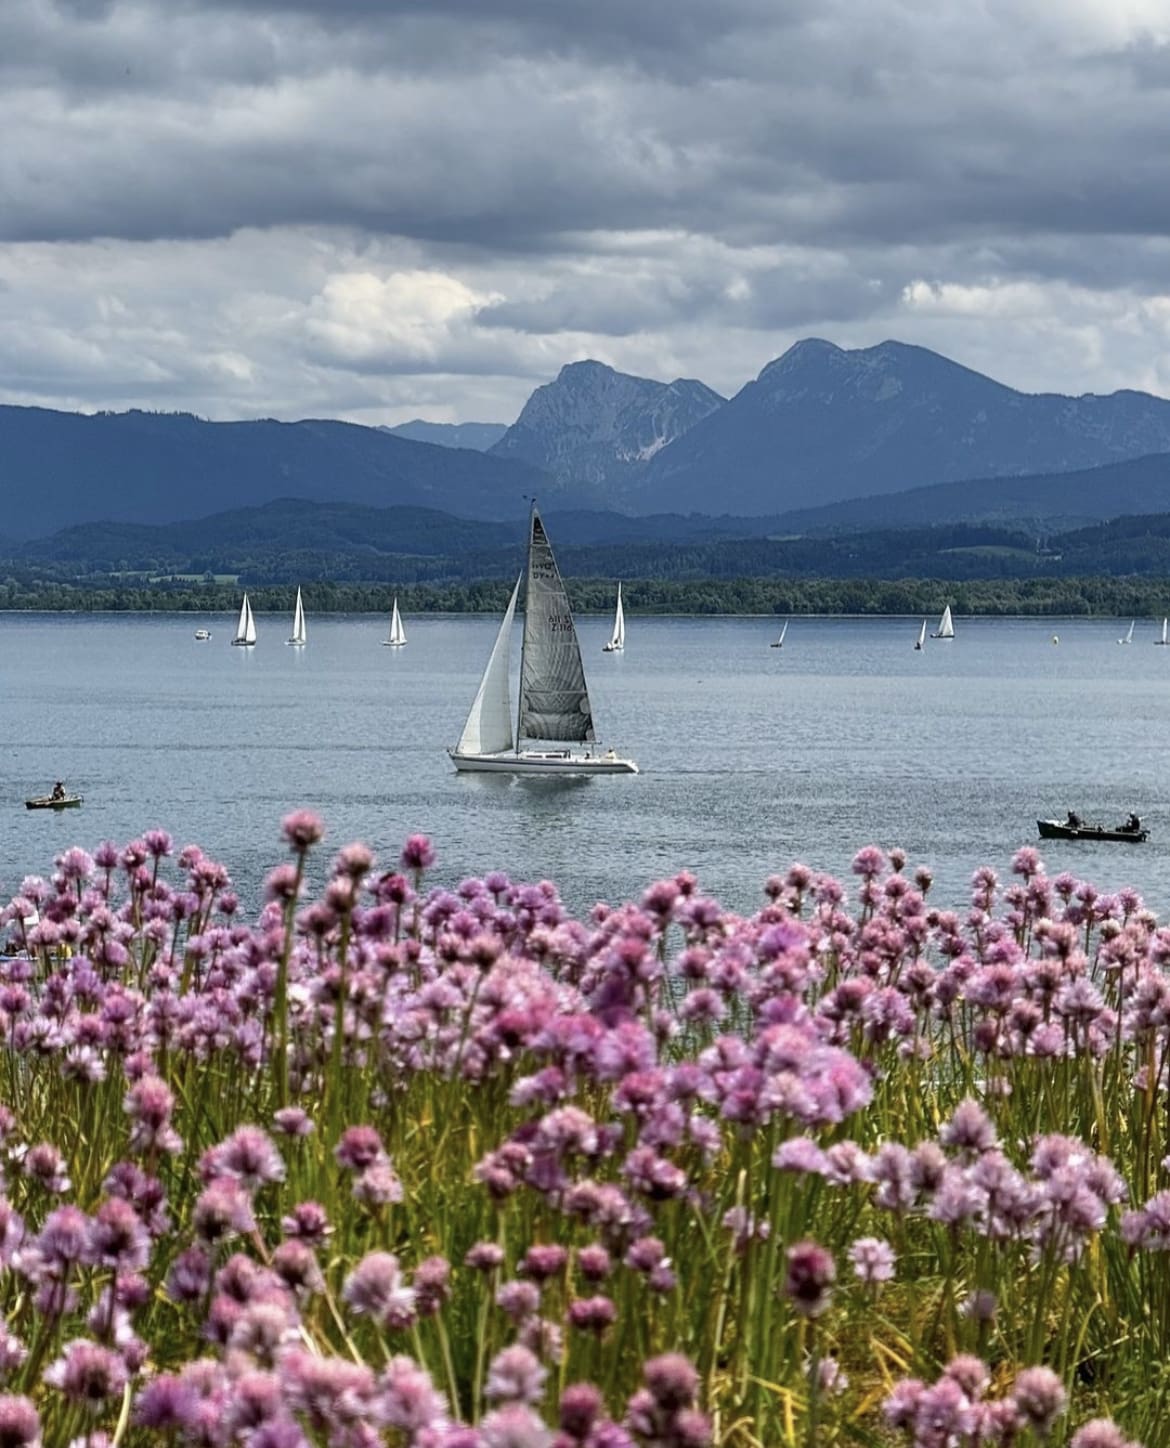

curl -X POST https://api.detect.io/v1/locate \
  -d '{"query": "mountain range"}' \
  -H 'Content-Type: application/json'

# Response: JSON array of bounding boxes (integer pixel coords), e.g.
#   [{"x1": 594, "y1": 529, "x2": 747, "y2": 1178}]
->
[
  {"x1": 8, "y1": 341, "x2": 1170, "y2": 541},
  {"x1": 488, "y1": 360, "x2": 724, "y2": 495},
  {"x1": 383, "y1": 420, "x2": 507, "y2": 450}
]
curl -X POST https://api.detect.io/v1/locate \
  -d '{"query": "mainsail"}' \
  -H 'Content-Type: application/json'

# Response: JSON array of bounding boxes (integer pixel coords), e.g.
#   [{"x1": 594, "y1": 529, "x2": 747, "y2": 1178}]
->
[
  {"x1": 233, "y1": 593, "x2": 257, "y2": 646},
  {"x1": 389, "y1": 599, "x2": 406, "y2": 646},
  {"x1": 519, "y1": 510, "x2": 595, "y2": 743},
  {"x1": 605, "y1": 583, "x2": 625, "y2": 651},
  {"x1": 455, "y1": 576, "x2": 521, "y2": 756},
  {"x1": 932, "y1": 605, "x2": 954, "y2": 639},
  {"x1": 289, "y1": 588, "x2": 306, "y2": 645}
]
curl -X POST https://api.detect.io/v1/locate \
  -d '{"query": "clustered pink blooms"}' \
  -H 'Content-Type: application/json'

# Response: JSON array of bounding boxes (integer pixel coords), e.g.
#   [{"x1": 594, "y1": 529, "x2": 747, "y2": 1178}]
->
[{"x1": 0, "y1": 826, "x2": 1157, "y2": 1443}]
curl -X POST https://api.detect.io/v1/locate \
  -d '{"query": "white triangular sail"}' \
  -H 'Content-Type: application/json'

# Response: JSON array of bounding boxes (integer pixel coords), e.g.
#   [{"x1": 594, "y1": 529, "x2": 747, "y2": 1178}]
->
[
  {"x1": 288, "y1": 587, "x2": 306, "y2": 646},
  {"x1": 932, "y1": 604, "x2": 954, "y2": 639},
  {"x1": 455, "y1": 576, "x2": 521, "y2": 756},
  {"x1": 603, "y1": 583, "x2": 625, "y2": 652},
  {"x1": 232, "y1": 593, "x2": 257, "y2": 646},
  {"x1": 519, "y1": 509, "x2": 595, "y2": 743},
  {"x1": 386, "y1": 598, "x2": 407, "y2": 647},
  {"x1": 1119, "y1": 620, "x2": 1134, "y2": 644},
  {"x1": 915, "y1": 619, "x2": 926, "y2": 650},
  {"x1": 1158, "y1": 618, "x2": 1169, "y2": 646}
]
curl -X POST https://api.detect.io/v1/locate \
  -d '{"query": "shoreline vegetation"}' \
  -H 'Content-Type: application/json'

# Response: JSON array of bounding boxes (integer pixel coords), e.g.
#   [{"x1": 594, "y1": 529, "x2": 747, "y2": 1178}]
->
[
  {"x1": 0, "y1": 820, "x2": 1159, "y2": 1446},
  {"x1": 1, "y1": 575, "x2": 1170, "y2": 617}
]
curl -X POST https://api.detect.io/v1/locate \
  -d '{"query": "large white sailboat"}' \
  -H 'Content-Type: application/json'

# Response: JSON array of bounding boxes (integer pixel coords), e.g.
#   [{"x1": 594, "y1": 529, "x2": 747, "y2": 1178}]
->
[
  {"x1": 603, "y1": 583, "x2": 625, "y2": 653},
  {"x1": 931, "y1": 604, "x2": 955, "y2": 640},
  {"x1": 449, "y1": 507, "x2": 638, "y2": 775},
  {"x1": 914, "y1": 619, "x2": 926, "y2": 651},
  {"x1": 287, "y1": 587, "x2": 307, "y2": 647},
  {"x1": 1157, "y1": 618, "x2": 1169, "y2": 646},
  {"x1": 231, "y1": 593, "x2": 257, "y2": 647},
  {"x1": 1119, "y1": 620, "x2": 1135, "y2": 645},
  {"x1": 770, "y1": 619, "x2": 789, "y2": 649},
  {"x1": 383, "y1": 598, "x2": 407, "y2": 648}
]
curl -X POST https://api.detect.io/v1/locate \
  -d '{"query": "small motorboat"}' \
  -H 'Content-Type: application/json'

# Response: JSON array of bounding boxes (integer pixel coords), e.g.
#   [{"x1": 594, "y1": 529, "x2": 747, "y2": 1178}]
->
[
  {"x1": 26, "y1": 794, "x2": 83, "y2": 811},
  {"x1": 194, "y1": 628, "x2": 211, "y2": 641},
  {"x1": 1037, "y1": 818, "x2": 1148, "y2": 843}
]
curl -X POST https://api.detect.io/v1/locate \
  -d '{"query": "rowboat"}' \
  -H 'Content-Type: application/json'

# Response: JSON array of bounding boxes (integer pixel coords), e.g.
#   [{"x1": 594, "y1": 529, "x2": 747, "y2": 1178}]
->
[{"x1": 26, "y1": 795, "x2": 83, "y2": 811}]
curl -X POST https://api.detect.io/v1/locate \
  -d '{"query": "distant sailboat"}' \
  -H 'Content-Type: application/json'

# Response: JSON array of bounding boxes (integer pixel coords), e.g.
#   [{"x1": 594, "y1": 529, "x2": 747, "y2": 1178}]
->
[
  {"x1": 383, "y1": 598, "x2": 407, "y2": 648},
  {"x1": 914, "y1": 620, "x2": 926, "y2": 651},
  {"x1": 1157, "y1": 618, "x2": 1170, "y2": 646},
  {"x1": 770, "y1": 619, "x2": 789, "y2": 649},
  {"x1": 449, "y1": 505, "x2": 637, "y2": 774},
  {"x1": 931, "y1": 605, "x2": 955, "y2": 640},
  {"x1": 602, "y1": 583, "x2": 625, "y2": 652},
  {"x1": 1119, "y1": 620, "x2": 1135, "y2": 645},
  {"x1": 287, "y1": 587, "x2": 307, "y2": 647},
  {"x1": 231, "y1": 593, "x2": 257, "y2": 647}
]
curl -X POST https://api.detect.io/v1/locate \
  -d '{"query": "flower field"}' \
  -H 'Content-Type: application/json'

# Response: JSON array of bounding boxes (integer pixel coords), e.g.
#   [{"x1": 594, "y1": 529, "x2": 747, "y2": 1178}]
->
[{"x1": 0, "y1": 818, "x2": 1162, "y2": 1446}]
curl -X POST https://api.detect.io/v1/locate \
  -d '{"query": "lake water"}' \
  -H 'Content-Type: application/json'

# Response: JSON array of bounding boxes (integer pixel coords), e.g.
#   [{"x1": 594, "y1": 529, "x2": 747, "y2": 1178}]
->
[{"x1": 2, "y1": 611, "x2": 1167, "y2": 918}]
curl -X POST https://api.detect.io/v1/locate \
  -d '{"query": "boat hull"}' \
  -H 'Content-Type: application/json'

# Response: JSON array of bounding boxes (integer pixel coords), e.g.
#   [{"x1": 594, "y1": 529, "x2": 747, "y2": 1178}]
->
[
  {"x1": 449, "y1": 749, "x2": 638, "y2": 775},
  {"x1": 1037, "y1": 819, "x2": 1147, "y2": 843},
  {"x1": 26, "y1": 796, "x2": 83, "y2": 811},
  {"x1": 231, "y1": 640, "x2": 255, "y2": 647},
  {"x1": 602, "y1": 645, "x2": 622, "y2": 653}
]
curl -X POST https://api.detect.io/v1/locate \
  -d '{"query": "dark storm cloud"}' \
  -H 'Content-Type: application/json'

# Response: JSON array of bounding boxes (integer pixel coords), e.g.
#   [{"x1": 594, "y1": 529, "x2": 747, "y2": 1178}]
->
[{"x1": 4, "y1": 0, "x2": 1170, "y2": 421}]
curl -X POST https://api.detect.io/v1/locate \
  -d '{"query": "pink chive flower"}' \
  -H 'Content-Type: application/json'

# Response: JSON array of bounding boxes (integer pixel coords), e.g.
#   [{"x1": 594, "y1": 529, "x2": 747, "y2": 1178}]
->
[
  {"x1": 400, "y1": 835, "x2": 436, "y2": 873},
  {"x1": 0, "y1": 1396, "x2": 40, "y2": 1447},
  {"x1": 1011, "y1": 1367, "x2": 1068, "y2": 1437},
  {"x1": 847, "y1": 1236, "x2": 896, "y2": 1285},
  {"x1": 43, "y1": 1339, "x2": 129, "y2": 1408},
  {"x1": 342, "y1": 1252, "x2": 417, "y2": 1330},
  {"x1": 485, "y1": 1345, "x2": 547, "y2": 1405},
  {"x1": 281, "y1": 810, "x2": 324, "y2": 852},
  {"x1": 1070, "y1": 1421, "x2": 1143, "y2": 1448},
  {"x1": 204, "y1": 1126, "x2": 285, "y2": 1192},
  {"x1": 567, "y1": 1296, "x2": 617, "y2": 1334},
  {"x1": 783, "y1": 1241, "x2": 836, "y2": 1318}
]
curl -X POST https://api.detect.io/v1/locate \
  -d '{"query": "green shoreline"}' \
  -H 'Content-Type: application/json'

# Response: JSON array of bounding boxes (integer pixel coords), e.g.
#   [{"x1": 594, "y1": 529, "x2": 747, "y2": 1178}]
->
[{"x1": 1, "y1": 574, "x2": 1168, "y2": 617}]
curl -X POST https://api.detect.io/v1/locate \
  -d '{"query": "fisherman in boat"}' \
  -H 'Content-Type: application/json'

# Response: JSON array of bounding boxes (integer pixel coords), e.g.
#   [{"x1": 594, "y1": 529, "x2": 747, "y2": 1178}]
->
[
  {"x1": 50, "y1": 781, "x2": 66, "y2": 802},
  {"x1": 1066, "y1": 810, "x2": 1081, "y2": 829},
  {"x1": 1125, "y1": 813, "x2": 1142, "y2": 833}
]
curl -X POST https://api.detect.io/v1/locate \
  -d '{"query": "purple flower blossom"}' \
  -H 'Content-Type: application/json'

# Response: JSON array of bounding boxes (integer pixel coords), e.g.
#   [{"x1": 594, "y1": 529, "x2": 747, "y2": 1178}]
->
[
  {"x1": 0, "y1": 1396, "x2": 40, "y2": 1447},
  {"x1": 847, "y1": 1236, "x2": 896, "y2": 1285},
  {"x1": 342, "y1": 1251, "x2": 417, "y2": 1330},
  {"x1": 485, "y1": 1345, "x2": 547, "y2": 1405},
  {"x1": 783, "y1": 1240, "x2": 836, "y2": 1318}
]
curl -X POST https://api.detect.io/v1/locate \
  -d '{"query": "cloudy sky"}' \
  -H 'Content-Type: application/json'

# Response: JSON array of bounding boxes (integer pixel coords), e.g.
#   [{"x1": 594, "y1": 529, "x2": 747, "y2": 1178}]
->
[{"x1": 3, "y1": 0, "x2": 1170, "y2": 426}]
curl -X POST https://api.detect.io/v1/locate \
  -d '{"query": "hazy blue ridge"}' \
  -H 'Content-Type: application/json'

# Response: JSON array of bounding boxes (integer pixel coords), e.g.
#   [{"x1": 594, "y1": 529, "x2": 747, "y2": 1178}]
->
[{"x1": 381, "y1": 420, "x2": 508, "y2": 450}]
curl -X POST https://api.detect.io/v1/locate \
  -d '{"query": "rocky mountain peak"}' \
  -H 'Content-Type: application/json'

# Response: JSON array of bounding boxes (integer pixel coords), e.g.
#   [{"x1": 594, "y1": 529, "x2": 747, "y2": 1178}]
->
[{"x1": 489, "y1": 360, "x2": 724, "y2": 491}]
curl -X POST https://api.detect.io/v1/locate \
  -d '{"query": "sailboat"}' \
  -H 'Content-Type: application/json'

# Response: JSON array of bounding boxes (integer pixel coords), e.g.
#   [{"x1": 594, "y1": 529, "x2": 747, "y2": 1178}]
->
[
  {"x1": 287, "y1": 587, "x2": 307, "y2": 647},
  {"x1": 383, "y1": 598, "x2": 407, "y2": 648},
  {"x1": 931, "y1": 605, "x2": 955, "y2": 640},
  {"x1": 449, "y1": 506, "x2": 638, "y2": 775},
  {"x1": 1157, "y1": 618, "x2": 1169, "y2": 646},
  {"x1": 1119, "y1": 620, "x2": 1135, "y2": 645},
  {"x1": 231, "y1": 593, "x2": 257, "y2": 647},
  {"x1": 603, "y1": 583, "x2": 625, "y2": 653},
  {"x1": 914, "y1": 620, "x2": 926, "y2": 651},
  {"x1": 770, "y1": 619, "x2": 789, "y2": 649}
]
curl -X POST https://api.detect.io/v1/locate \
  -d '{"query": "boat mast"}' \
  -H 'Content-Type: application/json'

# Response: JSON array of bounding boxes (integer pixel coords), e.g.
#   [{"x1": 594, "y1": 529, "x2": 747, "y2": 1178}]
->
[{"x1": 515, "y1": 500, "x2": 536, "y2": 755}]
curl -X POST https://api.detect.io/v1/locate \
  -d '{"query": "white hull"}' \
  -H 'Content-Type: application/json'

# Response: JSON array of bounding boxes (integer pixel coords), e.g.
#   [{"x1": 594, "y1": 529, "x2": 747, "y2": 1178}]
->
[
  {"x1": 602, "y1": 644, "x2": 623, "y2": 653},
  {"x1": 449, "y1": 748, "x2": 638, "y2": 775}
]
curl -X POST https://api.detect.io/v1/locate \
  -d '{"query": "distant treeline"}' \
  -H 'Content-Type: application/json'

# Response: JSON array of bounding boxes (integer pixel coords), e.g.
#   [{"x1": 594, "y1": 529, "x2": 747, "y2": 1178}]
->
[{"x1": 2, "y1": 573, "x2": 1169, "y2": 617}]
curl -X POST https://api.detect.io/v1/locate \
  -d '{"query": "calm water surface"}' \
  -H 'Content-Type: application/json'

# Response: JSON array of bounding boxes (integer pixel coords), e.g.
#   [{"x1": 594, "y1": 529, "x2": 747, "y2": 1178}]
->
[{"x1": 2, "y1": 612, "x2": 1167, "y2": 917}]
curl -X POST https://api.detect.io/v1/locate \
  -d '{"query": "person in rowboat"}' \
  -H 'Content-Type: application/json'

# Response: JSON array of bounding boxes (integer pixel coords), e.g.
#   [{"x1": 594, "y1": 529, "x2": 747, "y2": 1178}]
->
[{"x1": 51, "y1": 781, "x2": 66, "y2": 801}]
